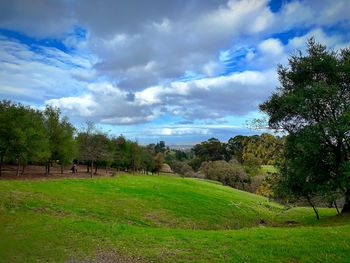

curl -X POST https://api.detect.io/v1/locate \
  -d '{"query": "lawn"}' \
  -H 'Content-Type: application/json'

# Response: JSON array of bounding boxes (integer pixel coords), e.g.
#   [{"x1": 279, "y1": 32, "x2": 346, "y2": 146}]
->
[{"x1": 0, "y1": 174, "x2": 349, "y2": 262}]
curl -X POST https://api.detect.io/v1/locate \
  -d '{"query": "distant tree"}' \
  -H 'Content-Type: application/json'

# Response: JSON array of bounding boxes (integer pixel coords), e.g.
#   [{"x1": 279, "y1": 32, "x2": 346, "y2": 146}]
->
[
  {"x1": 226, "y1": 136, "x2": 246, "y2": 163},
  {"x1": 153, "y1": 153, "x2": 164, "y2": 174},
  {"x1": 175, "y1": 150, "x2": 188, "y2": 161},
  {"x1": 112, "y1": 135, "x2": 128, "y2": 170},
  {"x1": 227, "y1": 134, "x2": 284, "y2": 166},
  {"x1": 155, "y1": 141, "x2": 166, "y2": 153},
  {"x1": 128, "y1": 141, "x2": 142, "y2": 172},
  {"x1": 188, "y1": 156, "x2": 203, "y2": 171},
  {"x1": 77, "y1": 122, "x2": 109, "y2": 178},
  {"x1": 260, "y1": 39, "x2": 350, "y2": 215},
  {"x1": 193, "y1": 138, "x2": 226, "y2": 162},
  {"x1": 200, "y1": 160, "x2": 248, "y2": 189},
  {"x1": 171, "y1": 160, "x2": 194, "y2": 177},
  {"x1": 141, "y1": 148, "x2": 155, "y2": 174},
  {"x1": 44, "y1": 106, "x2": 75, "y2": 174}
]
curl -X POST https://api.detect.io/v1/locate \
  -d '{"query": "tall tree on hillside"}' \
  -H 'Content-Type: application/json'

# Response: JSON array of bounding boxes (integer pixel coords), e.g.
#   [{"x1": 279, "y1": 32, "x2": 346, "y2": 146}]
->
[{"x1": 260, "y1": 39, "x2": 350, "y2": 215}]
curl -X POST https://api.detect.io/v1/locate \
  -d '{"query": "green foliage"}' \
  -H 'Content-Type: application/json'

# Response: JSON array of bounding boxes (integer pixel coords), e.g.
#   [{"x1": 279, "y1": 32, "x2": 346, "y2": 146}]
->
[
  {"x1": 44, "y1": 106, "x2": 76, "y2": 167},
  {"x1": 200, "y1": 160, "x2": 248, "y2": 189},
  {"x1": 260, "y1": 39, "x2": 350, "y2": 214},
  {"x1": 192, "y1": 137, "x2": 227, "y2": 163},
  {"x1": 0, "y1": 101, "x2": 50, "y2": 175},
  {"x1": 170, "y1": 160, "x2": 194, "y2": 177}
]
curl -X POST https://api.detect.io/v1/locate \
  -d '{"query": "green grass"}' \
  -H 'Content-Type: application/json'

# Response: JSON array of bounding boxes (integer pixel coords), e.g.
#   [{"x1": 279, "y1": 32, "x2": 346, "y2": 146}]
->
[{"x1": 0, "y1": 174, "x2": 349, "y2": 262}]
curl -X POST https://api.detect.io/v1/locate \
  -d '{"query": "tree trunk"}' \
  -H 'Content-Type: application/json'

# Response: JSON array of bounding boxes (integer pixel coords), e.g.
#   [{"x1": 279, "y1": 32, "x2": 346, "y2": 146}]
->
[
  {"x1": 61, "y1": 164, "x2": 64, "y2": 174},
  {"x1": 94, "y1": 163, "x2": 98, "y2": 175},
  {"x1": 47, "y1": 161, "x2": 51, "y2": 175},
  {"x1": 306, "y1": 196, "x2": 319, "y2": 220},
  {"x1": 16, "y1": 158, "x2": 20, "y2": 177},
  {"x1": 21, "y1": 164, "x2": 26, "y2": 175},
  {"x1": 90, "y1": 161, "x2": 93, "y2": 178},
  {"x1": 87, "y1": 164, "x2": 90, "y2": 173},
  {"x1": 334, "y1": 201, "x2": 340, "y2": 215},
  {"x1": 341, "y1": 189, "x2": 350, "y2": 213}
]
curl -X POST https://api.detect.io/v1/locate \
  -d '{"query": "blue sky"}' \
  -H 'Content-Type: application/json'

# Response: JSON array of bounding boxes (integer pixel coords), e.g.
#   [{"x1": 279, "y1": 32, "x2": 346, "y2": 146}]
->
[{"x1": 0, "y1": 0, "x2": 350, "y2": 144}]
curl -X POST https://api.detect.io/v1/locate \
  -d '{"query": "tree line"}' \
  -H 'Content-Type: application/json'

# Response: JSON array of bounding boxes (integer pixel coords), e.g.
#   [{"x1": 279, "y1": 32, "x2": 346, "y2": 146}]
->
[
  {"x1": 0, "y1": 101, "x2": 165, "y2": 177},
  {"x1": 160, "y1": 134, "x2": 284, "y2": 191},
  {"x1": 0, "y1": 99, "x2": 284, "y2": 187}
]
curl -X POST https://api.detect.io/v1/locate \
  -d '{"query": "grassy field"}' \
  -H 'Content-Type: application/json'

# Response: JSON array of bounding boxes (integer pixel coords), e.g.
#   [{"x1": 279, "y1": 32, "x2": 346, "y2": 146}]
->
[{"x1": 0, "y1": 174, "x2": 349, "y2": 262}]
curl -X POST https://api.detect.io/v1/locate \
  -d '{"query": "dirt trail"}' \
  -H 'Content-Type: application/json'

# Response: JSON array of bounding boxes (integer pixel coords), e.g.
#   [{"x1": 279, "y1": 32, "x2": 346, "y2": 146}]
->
[{"x1": 0, "y1": 164, "x2": 118, "y2": 180}]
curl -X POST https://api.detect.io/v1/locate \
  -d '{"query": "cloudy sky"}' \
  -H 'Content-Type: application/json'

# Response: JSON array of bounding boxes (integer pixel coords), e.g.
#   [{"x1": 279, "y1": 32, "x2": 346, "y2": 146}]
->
[{"x1": 1, "y1": 0, "x2": 350, "y2": 144}]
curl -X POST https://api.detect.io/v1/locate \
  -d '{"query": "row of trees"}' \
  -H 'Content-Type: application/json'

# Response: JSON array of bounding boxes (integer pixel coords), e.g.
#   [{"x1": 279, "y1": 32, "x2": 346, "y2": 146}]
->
[
  {"x1": 0, "y1": 102, "x2": 75, "y2": 176},
  {"x1": 0, "y1": 101, "x2": 165, "y2": 177},
  {"x1": 187, "y1": 134, "x2": 284, "y2": 172},
  {"x1": 156, "y1": 134, "x2": 284, "y2": 191}
]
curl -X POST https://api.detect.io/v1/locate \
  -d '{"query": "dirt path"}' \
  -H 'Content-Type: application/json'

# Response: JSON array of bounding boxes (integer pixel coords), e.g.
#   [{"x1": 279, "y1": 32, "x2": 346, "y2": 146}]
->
[{"x1": 0, "y1": 164, "x2": 118, "y2": 180}]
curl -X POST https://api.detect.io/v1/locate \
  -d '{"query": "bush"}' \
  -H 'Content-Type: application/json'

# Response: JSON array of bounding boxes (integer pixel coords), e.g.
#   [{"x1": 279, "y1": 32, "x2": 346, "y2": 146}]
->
[
  {"x1": 200, "y1": 161, "x2": 248, "y2": 190},
  {"x1": 170, "y1": 161, "x2": 195, "y2": 177}
]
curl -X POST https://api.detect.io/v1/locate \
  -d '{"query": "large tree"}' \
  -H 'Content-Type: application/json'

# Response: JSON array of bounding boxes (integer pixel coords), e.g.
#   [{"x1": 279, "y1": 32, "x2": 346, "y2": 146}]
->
[
  {"x1": 0, "y1": 101, "x2": 49, "y2": 176},
  {"x1": 77, "y1": 122, "x2": 110, "y2": 177},
  {"x1": 260, "y1": 39, "x2": 350, "y2": 214},
  {"x1": 44, "y1": 106, "x2": 76, "y2": 175}
]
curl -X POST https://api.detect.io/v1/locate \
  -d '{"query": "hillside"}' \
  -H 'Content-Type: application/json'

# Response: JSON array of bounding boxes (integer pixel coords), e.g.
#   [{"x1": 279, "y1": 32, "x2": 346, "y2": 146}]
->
[{"x1": 0, "y1": 174, "x2": 349, "y2": 262}]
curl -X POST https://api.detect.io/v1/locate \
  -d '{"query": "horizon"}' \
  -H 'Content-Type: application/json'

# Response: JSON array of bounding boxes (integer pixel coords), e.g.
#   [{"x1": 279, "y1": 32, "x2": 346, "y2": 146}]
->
[{"x1": 1, "y1": 0, "x2": 350, "y2": 144}]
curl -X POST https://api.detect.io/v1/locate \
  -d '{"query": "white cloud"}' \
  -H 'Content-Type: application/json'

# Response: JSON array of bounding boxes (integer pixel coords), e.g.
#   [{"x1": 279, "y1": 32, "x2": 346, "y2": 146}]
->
[
  {"x1": 135, "y1": 69, "x2": 278, "y2": 120},
  {"x1": 288, "y1": 28, "x2": 350, "y2": 50},
  {"x1": 46, "y1": 94, "x2": 97, "y2": 117},
  {"x1": 45, "y1": 81, "x2": 157, "y2": 125},
  {"x1": 1, "y1": 0, "x2": 350, "y2": 137},
  {"x1": 258, "y1": 38, "x2": 284, "y2": 56},
  {"x1": 0, "y1": 36, "x2": 93, "y2": 103}
]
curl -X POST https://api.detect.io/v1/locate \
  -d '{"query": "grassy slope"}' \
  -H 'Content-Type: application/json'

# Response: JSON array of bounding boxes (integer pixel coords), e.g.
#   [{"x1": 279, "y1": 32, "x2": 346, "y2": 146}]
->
[{"x1": 0, "y1": 174, "x2": 349, "y2": 262}]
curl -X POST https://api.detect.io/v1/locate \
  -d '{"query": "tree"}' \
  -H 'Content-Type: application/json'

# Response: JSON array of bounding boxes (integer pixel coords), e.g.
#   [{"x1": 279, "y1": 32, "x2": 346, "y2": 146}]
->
[
  {"x1": 0, "y1": 101, "x2": 49, "y2": 176},
  {"x1": 153, "y1": 153, "x2": 164, "y2": 174},
  {"x1": 200, "y1": 160, "x2": 247, "y2": 189},
  {"x1": 260, "y1": 39, "x2": 350, "y2": 215},
  {"x1": 0, "y1": 101, "x2": 14, "y2": 176},
  {"x1": 155, "y1": 141, "x2": 166, "y2": 153},
  {"x1": 226, "y1": 135, "x2": 246, "y2": 163},
  {"x1": 44, "y1": 106, "x2": 75, "y2": 175},
  {"x1": 171, "y1": 160, "x2": 194, "y2": 177},
  {"x1": 77, "y1": 122, "x2": 109, "y2": 178},
  {"x1": 193, "y1": 138, "x2": 226, "y2": 162},
  {"x1": 140, "y1": 148, "x2": 155, "y2": 174}
]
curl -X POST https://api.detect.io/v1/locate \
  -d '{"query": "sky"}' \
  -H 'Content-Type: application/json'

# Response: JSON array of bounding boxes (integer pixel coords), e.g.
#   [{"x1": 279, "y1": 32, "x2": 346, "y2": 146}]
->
[{"x1": 0, "y1": 0, "x2": 350, "y2": 145}]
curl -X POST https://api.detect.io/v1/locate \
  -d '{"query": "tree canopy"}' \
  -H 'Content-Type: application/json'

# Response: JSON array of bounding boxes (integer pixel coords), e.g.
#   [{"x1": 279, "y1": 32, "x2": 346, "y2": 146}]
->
[{"x1": 260, "y1": 39, "x2": 350, "y2": 215}]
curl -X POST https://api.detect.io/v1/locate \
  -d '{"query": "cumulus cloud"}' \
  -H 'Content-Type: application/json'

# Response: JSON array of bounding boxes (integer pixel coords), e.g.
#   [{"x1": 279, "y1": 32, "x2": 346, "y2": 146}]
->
[
  {"x1": 46, "y1": 82, "x2": 157, "y2": 124},
  {"x1": 136, "y1": 69, "x2": 278, "y2": 119},
  {"x1": 0, "y1": 36, "x2": 93, "y2": 103},
  {"x1": 47, "y1": 69, "x2": 277, "y2": 124},
  {"x1": 1, "y1": 0, "x2": 350, "y2": 141}
]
